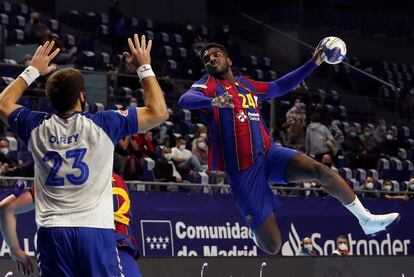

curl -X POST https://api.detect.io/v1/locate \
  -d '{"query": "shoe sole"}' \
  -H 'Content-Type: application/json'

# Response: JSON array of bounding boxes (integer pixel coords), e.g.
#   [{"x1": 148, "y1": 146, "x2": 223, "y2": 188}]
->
[{"x1": 366, "y1": 214, "x2": 401, "y2": 237}]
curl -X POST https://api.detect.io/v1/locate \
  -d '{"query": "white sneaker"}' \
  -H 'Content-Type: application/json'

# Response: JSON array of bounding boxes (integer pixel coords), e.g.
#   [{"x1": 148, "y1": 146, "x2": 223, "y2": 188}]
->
[{"x1": 360, "y1": 213, "x2": 401, "y2": 237}]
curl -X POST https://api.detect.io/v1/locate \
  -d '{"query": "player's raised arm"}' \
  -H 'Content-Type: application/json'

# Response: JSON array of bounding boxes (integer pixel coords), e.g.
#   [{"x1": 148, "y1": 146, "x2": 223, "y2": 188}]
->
[
  {"x1": 0, "y1": 191, "x2": 34, "y2": 275},
  {"x1": 123, "y1": 34, "x2": 168, "y2": 132},
  {"x1": 252, "y1": 39, "x2": 324, "y2": 101},
  {"x1": 0, "y1": 41, "x2": 60, "y2": 123}
]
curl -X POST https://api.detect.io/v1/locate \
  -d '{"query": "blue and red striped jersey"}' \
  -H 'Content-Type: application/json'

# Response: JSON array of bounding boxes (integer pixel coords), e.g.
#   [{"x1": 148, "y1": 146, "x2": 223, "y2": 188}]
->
[{"x1": 179, "y1": 60, "x2": 317, "y2": 174}]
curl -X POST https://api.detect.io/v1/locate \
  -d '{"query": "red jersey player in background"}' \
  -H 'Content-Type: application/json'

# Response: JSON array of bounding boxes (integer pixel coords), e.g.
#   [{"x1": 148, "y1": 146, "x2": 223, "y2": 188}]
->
[
  {"x1": 179, "y1": 41, "x2": 400, "y2": 254},
  {"x1": 0, "y1": 174, "x2": 142, "y2": 276}
]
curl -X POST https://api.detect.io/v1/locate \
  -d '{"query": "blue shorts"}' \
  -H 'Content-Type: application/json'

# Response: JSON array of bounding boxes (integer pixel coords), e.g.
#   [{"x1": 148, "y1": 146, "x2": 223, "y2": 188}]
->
[
  {"x1": 229, "y1": 144, "x2": 300, "y2": 230},
  {"x1": 118, "y1": 248, "x2": 142, "y2": 277},
  {"x1": 36, "y1": 227, "x2": 123, "y2": 277}
]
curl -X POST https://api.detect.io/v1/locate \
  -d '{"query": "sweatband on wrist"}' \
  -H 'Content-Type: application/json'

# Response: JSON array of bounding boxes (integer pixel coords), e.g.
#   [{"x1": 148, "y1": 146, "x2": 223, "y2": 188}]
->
[
  {"x1": 136, "y1": 64, "x2": 155, "y2": 81},
  {"x1": 19, "y1": 66, "x2": 40, "y2": 86}
]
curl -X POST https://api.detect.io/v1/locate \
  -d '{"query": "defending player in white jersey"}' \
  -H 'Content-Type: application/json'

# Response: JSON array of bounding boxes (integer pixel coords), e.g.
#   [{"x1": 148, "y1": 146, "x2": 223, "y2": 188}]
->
[{"x1": 0, "y1": 34, "x2": 168, "y2": 276}]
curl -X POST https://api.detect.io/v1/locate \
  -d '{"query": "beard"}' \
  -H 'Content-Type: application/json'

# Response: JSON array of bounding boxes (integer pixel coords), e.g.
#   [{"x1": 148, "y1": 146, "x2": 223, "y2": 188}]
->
[{"x1": 206, "y1": 63, "x2": 229, "y2": 79}]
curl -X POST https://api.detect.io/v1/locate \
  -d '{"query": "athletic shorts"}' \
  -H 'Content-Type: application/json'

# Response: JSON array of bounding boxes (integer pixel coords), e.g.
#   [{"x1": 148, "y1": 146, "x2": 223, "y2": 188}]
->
[
  {"x1": 229, "y1": 144, "x2": 300, "y2": 230},
  {"x1": 118, "y1": 248, "x2": 142, "y2": 277},
  {"x1": 36, "y1": 227, "x2": 123, "y2": 277}
]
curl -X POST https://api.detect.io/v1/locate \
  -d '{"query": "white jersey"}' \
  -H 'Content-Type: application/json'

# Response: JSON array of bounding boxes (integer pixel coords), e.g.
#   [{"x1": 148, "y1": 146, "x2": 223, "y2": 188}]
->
[{"x1": 8, "y1": 107, "x2": 138, "y2": 229}]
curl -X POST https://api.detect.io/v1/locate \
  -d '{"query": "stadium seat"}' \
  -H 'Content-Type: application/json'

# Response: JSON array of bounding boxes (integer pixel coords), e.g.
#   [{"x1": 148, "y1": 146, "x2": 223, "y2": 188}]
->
[
  {"x1": 378, "y1": 158, "x2": 391, "y2": 180},
  {"x1": 62, "y1": 34, "x2": 77, "y2": 49},
  {"x1": 10, "y1": 15, "x2": 25, "y2": 29},
  {"x1": 95, "y1": 52, "x2": 110, "y2": 69},
  {"x1": 157, "y1": 32, "x2": 169, "y2": 44},
  {"x1": 97, "y1": 25, "x2": 110, "y2": 44},
  {"x1": 11, "y1": 3, "x2": 28, "y2": 16},
  {"x1": 390, "y1": 180, "x2": 400, "y2": 192},
  {"x1": 165, "y1": 59, "x2": 178, "y2": 77},
  {"x1": 77, "y1": 51, "x2": 96, "y2": 68},
  {"x1": 65, "y1": 10, "x2": 81, "y2": 28},
  {"x1": 47, "y1": 19, "x2": 60, "y2": 35},
  {"x1": 7, "y1": 28, "x2": 24, "y2": 44},
  {"x1": 347, "y1": 178, "x2": 360, "y2": 190},
  {"x1": 138, "y1": 19, "x2": 154, "y2": 31},
  {"x1": 336, "y1": 156, "x2": 350, "y2": 168},
  {"x1": 77, "y1": 36, "x2": 94, "y2": 51},
  {"x1": 390, "y1": 157, "x2": 403, "y2": 181},
  {"x1": 0, "y1": 13, "x2": 9, "y2": 27},
  {"x1": 6, "y1": 136, "x2": 17, "y2": 151},
  {"x1": 81, "y1": 11, "x2": 99, "y2": 31},
  {"x1": 339, "y1": 167, "x2": 352, "y2": 180},
  {"x1": 174, "y1": 47, "x2": 187, "y2": 60},
  {"x1": 400, "y1": 181, "x2": 409, "y2": 191},
  {"x1": 141, "y1": 157, "x2": 155, "y2": 181},
  {"x1": 265, "y1": 70, "x2": 277, "y2": 81},
  {"x1": 98, "y1": 13, "x2": 108, "y2": 24},
  {"x1": 353, "y1": 168, "x2": 367, "y2": 183},
  {"x1": 367, "y1": 169, "x2": 379, "y2": 180},
  {"x1": 250, "y1": 69, "x2": 264, "y2": 81},
  {"x1": 0, "y1": 2, "x2": 11, "y2": 13},
  {"x1": 403, "y1": 160, "x2": 414, "y2": 181},
  {"x1": 260, "y1": 56, "x2": 272, "y2": 70},
  {"x1": 171, "y1": 33, "x2": 182, "y2": 46}
]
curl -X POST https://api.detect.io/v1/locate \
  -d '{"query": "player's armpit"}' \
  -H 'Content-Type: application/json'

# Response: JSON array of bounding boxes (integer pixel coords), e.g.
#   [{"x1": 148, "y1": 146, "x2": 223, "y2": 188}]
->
[{"x1": 136, "y1": 106, "x2": 168, "y2": 132}]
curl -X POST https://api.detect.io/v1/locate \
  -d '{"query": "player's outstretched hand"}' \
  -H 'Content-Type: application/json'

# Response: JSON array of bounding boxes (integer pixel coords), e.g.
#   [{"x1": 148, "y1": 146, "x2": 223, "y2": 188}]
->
[
  {"x1": 312, "y1": 39, "x2": 325, "y2": 66},
  {"x1": 11, "y1": 249, "x2": 34, "y2": 275},
  {"x1": 30, "y1": 40, "x2": 60, "y2": 75},
  {"x1": 123, "y1": 34, "x2": 152, "y2": 67},
  {"x1": 212, "y1": 92, "x2": 234, "y2": 108}
]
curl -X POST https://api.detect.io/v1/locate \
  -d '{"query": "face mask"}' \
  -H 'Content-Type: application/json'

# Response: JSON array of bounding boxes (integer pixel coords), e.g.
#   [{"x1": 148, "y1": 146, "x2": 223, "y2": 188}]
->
[
  {"x1": 198, "y1": 142, "x2": 206, "y2": 149},
  {"x1": 350, "y1": 132, "x2": 357, "y2": 138},
  {"x1": 179, "y1": 145, "x2": 186, "y2": 151},
  {"x1": 200, "y1": 133, "x2": 207, "y2": 139},
  {"x1": 129, "y1": 102, "x2": 137, "y2": 108},
  {"x1": 384, "y1": 185, "x2": 392, "y2": 192},
  {"x1": 365, "y1": 182, "x2": 374, "y2": 190},
  {"x1": 381, "y1": 125, "x2": 387, "y2": 131},
  {"x1": 294, "y1": 102, "x2": 301, "y2": 109},
  {"x1": 164, "y1": 153, "x2": 172, "y2": 161},
  {"x1": 386, "y1": 134, "x2": 393, "y2": 140},
  {"x1": 338, "y1": 243, "x2": 348, "y2": 251},
  {"x1": 0, "y1": 148, "x2": 9, "y2": 155},
  {"x1": 303, "y1": 182, "x2": 312, "y2": 189},
  {"x1": 364, "y1": 132, "x2": 371, "y2": 136},
  {"x1": 409, "y1": 184, "x2": 414, "y2": 191},
  {"x1": 304, "y1": 244, "x2": 313, "y2": 252}
]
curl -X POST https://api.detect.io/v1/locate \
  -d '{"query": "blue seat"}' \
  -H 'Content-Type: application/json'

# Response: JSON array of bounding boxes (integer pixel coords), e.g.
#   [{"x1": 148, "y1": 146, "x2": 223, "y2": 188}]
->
[
  {"x1": 337, "y1": 156, "x2": 350, "y2": 168},
  {"x1": 11, "y1": 3, "x2": 28, "y2": 16},
  {"x1": 170, "y1": 33, "x2": 182, "y2": 46},
  {"x1": 97, "y1": 25, "x2": 110, "y2": 44},
  {"x1": 7, "y1": 28, "x2": 24, "y2": 44},
  {"x1": 47, "y1": 19, "x2": 60, "y2": 35},
  {"x1": 0, "y1": 13, "x2": 9, "y2": 28},
  {"x1": 353, "y1": 168, "x2": 367, "y2": 183},
  {"x1": 10, "y1": 15, "x2": 25, "y2": 29},
  {"x1": 0, "y1": 2, "x2": 11, "y2": 13},
  {"x1": 390, "y1": 157, "x2": 404, "y2": 181},
  {"x1": 81, "y1": 11, "x2": 99, "y2": 31},
  {"x1": 367, "y1": 169, "x2": 379, "y2": 180},
  {"x1": 62, "y1": 34, "x2": 77, "y2": 49},
  {"x1": 378, "y1": 158, "x2": 391, "y2": 180},
  {"x1": 77, "y1": 51, "x2": 96, "y2": 69},
  {"x1": 347, "y1": 178, "x2": 360, "y2": 190},
  {"x1": 77, "y1": 36, "x2": 94, "y2": 51},
  {"x1": 141, "y1": 157, "x2": 155, "y2": 181},
  {"x1": 95, "y1": 52, "x2": 111, "y2": 69},
  {"x1": 403, "y1": 160, "x2": 414, "y2": 181},
  {"x1": 17, "y1": 151, "x2": 33, "y2": 163},
  {"x1": 339, "y1": 167, "x2": 352, "y2": 180},
  {"x1": 265, "y1": 70, "x2": 277, "y2": 81}
]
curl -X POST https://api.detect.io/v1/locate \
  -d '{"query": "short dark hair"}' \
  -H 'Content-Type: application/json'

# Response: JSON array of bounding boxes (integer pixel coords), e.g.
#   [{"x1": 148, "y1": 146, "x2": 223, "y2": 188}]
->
[
  {"x1": 310, "y1": 112, "x2": 321, "y2": 123},
  {"x1": 199, "y1": 43, "x2": 229, "y2": 60},
  {"x1": 45, "y1": 68, "x2": 85, "y2": 114}
]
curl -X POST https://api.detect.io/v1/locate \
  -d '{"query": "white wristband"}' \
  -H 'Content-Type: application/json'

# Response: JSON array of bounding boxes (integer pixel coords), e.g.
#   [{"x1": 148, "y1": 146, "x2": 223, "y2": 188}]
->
[
  {"x1": 19, "y1": 66, "x2": 40, "y2": 86},
  {"x1": 136, "y1": 64, "x2": 155, "y2": 81}
]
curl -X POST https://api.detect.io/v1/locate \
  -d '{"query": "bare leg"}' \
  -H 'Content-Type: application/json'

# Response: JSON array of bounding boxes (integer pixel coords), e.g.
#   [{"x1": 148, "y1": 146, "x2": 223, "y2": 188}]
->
[
  {"x1": 253, "y1": 213, "x2": 282, "y2": 255},
  {"x1": 286, "y1": 154, "x2": 355, "y2": 204}
]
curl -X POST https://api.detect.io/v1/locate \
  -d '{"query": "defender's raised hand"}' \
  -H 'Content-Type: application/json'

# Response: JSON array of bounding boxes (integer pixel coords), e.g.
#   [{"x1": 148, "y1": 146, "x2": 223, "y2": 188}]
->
[
  {"x1": 30, "y1": 41, "x2": 60, "y2": 75},
  {"x1": 312, "y1": 39, "x2": 325, "y2": 66},
  {"x1": 123, "y1": 34, "x2": 152, "y2": 67}
]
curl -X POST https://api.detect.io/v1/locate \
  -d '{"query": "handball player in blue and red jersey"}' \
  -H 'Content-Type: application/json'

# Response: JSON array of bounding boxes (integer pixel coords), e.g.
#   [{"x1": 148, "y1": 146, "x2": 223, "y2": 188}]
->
[{"x1": 179, "y1": 41, "x2": 400, "y2": 254}]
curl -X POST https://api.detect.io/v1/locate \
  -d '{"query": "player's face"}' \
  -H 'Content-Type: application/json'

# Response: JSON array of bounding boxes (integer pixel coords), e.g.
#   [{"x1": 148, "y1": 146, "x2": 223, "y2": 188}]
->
[{"x1": 202, "y1": 48, "x2": 231, "y2": 77}]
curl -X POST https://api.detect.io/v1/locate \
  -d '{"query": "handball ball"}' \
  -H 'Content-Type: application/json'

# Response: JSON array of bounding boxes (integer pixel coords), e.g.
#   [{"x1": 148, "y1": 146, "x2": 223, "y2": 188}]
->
[{"x1": 321, "y1": 36, "x2": 347, "y2": 64}]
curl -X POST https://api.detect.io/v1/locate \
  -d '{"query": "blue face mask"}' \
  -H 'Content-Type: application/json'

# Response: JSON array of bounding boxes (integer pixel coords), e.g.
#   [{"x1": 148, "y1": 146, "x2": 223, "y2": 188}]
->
[
  {"x1": 350, "y1": 132, "x2": 357, "y2": 138},
  {"x1": 129, "y1": 102, "x2": 137, "y2": 108}
]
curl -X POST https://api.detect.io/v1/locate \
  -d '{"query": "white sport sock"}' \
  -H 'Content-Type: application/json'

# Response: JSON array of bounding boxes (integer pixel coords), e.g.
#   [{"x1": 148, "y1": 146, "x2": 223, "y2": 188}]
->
[{"x1": 344, "y1": 196, "x2": 372, "y2": 224}]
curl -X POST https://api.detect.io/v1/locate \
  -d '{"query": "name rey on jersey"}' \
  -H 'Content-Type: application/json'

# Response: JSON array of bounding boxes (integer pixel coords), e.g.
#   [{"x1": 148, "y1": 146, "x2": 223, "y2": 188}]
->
[{"x1": 48, "y1": 133, "x2": 80, "y2": 144}]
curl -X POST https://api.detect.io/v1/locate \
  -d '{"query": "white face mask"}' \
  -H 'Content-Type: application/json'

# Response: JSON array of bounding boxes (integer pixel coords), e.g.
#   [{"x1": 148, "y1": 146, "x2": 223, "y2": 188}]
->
[
  {"x1": 409, "y1": 184, "x2": 414, "y2": 191},
  {"x1": 179, "y1": 145, "x2": 186, "y2": 151},
  {"x1": 384, "y1": 185, "x2": 392, "y2": 192},
  {"x1": 0, "y1": 148, "x2": 9, "y2": 155},
  {"x1": 200, "y1": 133, "x2": 207, "y2": 139},
  {"x1": 164, "y1": 153, "x2": 172, "y2": 161},
  {"x1": 303, "y1": 182, "x2": 312, "y2": 189},
  {"x1": 338, "y1": 243, "x2": 348, "y2": 251},
  {"x1": 386, "y1": 134, "x2": 393, "y2": 140},
  {"x1": 365, "y1": 182, "x2": 374, "y2": 190},
  {"x1": 304, "y1": 244, "x2": 313, "y2": 252},
  {"x1": 198, "y1": 142, "x2": 206, "y2": 149}
]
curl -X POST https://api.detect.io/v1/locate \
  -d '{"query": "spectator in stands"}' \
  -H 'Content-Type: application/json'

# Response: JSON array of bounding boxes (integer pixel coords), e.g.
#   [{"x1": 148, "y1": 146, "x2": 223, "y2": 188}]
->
[
  {"x1": 360, "y1": 176, "x2": 379, "y2": 198},
  {"x1": 373, "y1": 118, "x2": 387, "y2": 144},
  {"x1": 132, "y1": 131, "x2": 157, "y2": 160},
  {"x1": 407, "y1": 178, "x2": 414, "y2": 199},
  {"x1": 24, "y1": 12, "x2": 49, "y2": 44},
  {"x1": 285, "y1": 99, "x2": 306, "y2": 128},
  {"x1": 376, "y1": 129, "x2": 399, "y2": 158},
  {"x1": 41, "y1": 30, "x2": 73, "y2": 64},
  {"x1": 285, "y1": 120, "x2": 305, "y2": 151},
  {"x1": 24, "y1": 54, "x2": 33, "y2": 66},
  {"x1": 192, "y1": 137, "x2": 208, "y2": 166},
  {"x1": 383, "y1": 180, "x2": 409, "y2": 201},
  {"x1": 359, "y1": 125, "x2": 377, "y2": 152},
  {"x1": 0, "y1": 138, "x2": 11, "y2": 164},
  {"x1": 328, "y1": 114, "x2": 344, "y2": 156},
  {"x1": 321, "y1": 154, "x2": 337, "y2": 171},
  {"x1": 298, "y1": 237, "x2": 316, "y2": 256},
  {"x1": 271, "y1": 126, "x2": 287, "y2": 146},
  {"x1": 305, "y1": 113, "x2": 334, "y2": 161},
  {"x1": 154, "y1": 147, "x2": 182, "y2": 185},
  {"x1": 343, "y1": 126, "x2": 365, "y2": 169},
  {"x1": 114, "y1": 135, "x2": 140, "y2": 180},
  {"x1": 332, "y1": 235, "x2": 350, "y2": 256},
  {"x1": 171, "y1": 137, "x2": 206, "y2": 176}
]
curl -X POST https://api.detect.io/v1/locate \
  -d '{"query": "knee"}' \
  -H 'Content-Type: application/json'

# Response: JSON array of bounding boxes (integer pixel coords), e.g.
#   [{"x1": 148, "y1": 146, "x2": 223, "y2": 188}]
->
[{"x1": 257, "y1": 236, "x2": 282, "y2": 255}]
